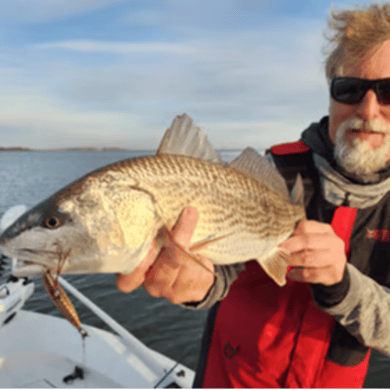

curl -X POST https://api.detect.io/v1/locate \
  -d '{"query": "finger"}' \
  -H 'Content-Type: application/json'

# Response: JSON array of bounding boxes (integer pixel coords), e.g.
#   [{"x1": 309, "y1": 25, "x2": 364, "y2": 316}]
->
[
  {"x1": 170, "y1": 207, "x2": 199, "y2": 247},
  {"x1": 116, "y1": 241, "x2": 157, "y2": 293},
  {"x1": 287, "y1": 265, "x2": 343, "y2": 285},
  {"x1": 144, "y1": 253, "x2": 214, "y2": 303},
  {"x1": 116, "y1": 271, "x2": 144, "y2": 293},
  {"x1": 145, "y1": 246, "x2": 180, "y2": 279},
  {"x1": 292, "y1": 220, "x2": 335, "y2": 236},
  {"x1": 142, "y1": 249, "x2": 182, "y2": 298},
  {"x1": 288, "y1": 266, "x2": 323, "y2": 283},
  {"x1": 283, "y1": 248, "x2": 346, "y2": 269},
  {"x1": 169, "y1": 256, "x2": 215, "y2": 303},
  {"x1": 279, "y1": 233, "x2": 344, "y2": 255},
  {"x1": 142, "y1": 207, "x2": 199, "y2": 296}
]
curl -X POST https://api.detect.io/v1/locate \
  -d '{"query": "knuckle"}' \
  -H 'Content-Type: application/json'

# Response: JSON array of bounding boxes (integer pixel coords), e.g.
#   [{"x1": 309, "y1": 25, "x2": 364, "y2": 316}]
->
[
  {"x1": 299, "y1": 253, "x2": 311, "y2": 266},
  {"x1": 302, "y1": 235, "x2": 314, "y2": 249},
  {"x1": 299, "y1": 220, "x2": 318, "y2": 232},
  {"x1": 143, "y1": 284, "x2": 162, "y2": 298},
  {"x1": 116, "y1": 283, "x2": 129, "y2": 293},
  {"x1": 168, "y1": 295, "x2": 182, "y2": 305},
  {"x1": 329, "y1": 236, "x2": 346, "y2": 255},
  {"x1": 294, "y1": 220, "x2": 308, "y2": 234},
  {"x1": 148, "y1": 290, "x2": 161, "y2": 298},
  {"x1": 327, "y1": 224, "x2": 336, "y2": 233},
  {"x1": 300, "y1": 267, "x2": 312, "y2": 279},
  {"x1": 337, "y1": 238, "x2": 346, "y2": 251},
  {"x1": 165, "y1": 285, "x2": 184, "y2": 304},
  {"x1": 324, "y1": 271, "x2": 340, "y2": 286},
  {"x1": 331, "y1": 274, "x2": 341, "y2": 284},
  {"x1": 161, "y1": 285, "x2": 174, "y2": 300}
]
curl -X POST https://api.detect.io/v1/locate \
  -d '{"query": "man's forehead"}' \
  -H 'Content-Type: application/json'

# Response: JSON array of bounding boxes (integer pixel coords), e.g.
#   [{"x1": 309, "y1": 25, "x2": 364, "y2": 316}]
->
[{"x1": 336, "y1": 39, "x2": 390, "y2": 79}]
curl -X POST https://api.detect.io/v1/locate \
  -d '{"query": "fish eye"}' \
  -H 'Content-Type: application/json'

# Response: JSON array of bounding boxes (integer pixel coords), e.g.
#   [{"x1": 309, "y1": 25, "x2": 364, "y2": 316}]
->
[{"x1": 44, "y1": 216, "x2": 62, "y2": 229}]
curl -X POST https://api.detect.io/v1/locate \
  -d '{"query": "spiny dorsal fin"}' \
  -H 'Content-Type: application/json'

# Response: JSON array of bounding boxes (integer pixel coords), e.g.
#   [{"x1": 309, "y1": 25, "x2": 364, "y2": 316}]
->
[
  {"x1": 157, "y1": 114, "x2": 223, "y2": 163},
  {"x1": 230, "y1": 147, "x2": 289, "y2": 198}
]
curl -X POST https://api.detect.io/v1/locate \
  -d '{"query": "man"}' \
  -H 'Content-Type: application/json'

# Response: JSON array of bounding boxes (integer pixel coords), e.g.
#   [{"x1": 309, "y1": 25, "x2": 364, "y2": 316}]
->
[{"x1": 117, "y1": 3, "x2": 390, "y2": 388}]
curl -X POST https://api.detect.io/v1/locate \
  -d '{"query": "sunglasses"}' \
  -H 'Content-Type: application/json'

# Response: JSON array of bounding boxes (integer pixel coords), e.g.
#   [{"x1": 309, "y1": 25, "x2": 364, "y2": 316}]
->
[{"x1": 330, "y1": 77, "x2": 390, "y2": 105}]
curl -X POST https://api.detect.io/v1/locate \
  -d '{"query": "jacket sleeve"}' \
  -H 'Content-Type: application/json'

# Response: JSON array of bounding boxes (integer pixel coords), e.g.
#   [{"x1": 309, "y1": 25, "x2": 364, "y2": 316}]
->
[
  {"x1": 181, "y1": 263, "x2": 245, "y2": 310},
  {"x1": 313, "y1": 263, "x2": 390, "y2": 358}
]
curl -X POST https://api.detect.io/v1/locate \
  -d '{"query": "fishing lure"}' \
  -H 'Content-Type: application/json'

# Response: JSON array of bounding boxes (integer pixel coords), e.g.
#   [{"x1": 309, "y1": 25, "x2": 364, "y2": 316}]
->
[
  {"x1": 42, "y1": 248, "x2": 88, "y2": 339},
  {"x1": 42, "y1": 269, "x2": 88, "y2": 339}
]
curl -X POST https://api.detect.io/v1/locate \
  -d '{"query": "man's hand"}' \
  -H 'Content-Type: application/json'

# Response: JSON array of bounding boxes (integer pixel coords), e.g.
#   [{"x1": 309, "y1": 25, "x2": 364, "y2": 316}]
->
[
  {"x1": 116, "y1": 207, "x2": 215, "y2": 304},
  {"x1": 279, "y1": 220, "x2": 347, "y2": 286}
]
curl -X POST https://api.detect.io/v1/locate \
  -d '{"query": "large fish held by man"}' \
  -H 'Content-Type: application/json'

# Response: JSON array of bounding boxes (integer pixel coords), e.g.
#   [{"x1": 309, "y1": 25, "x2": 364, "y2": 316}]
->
[{"x1": 0, "y1": 114, "x2": 305, "y2": 289}]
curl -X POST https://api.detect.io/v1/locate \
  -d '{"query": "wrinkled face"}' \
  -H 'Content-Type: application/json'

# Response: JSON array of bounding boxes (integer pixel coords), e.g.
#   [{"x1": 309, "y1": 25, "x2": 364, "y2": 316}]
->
[{"x1": 329, "y1": 40, "x2": 390, "y2": 176}]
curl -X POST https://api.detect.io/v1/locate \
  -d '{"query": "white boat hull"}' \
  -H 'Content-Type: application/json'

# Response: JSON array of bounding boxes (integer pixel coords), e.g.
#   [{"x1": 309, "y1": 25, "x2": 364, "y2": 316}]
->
[{"x1": 0, "y1": 310, "x2": 194, "y2": 388}]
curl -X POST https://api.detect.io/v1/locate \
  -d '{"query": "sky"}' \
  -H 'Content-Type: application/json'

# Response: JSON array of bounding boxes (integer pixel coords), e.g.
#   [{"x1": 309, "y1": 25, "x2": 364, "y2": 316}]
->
[{"x1": 0, "y1": 0, "x2": 377, "y2": 150}]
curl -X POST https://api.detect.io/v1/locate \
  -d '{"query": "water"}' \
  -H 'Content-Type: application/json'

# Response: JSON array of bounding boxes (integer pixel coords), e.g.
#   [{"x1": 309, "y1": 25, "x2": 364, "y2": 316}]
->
[
  {"x1": 0, "y1": 150, "x2": 389, "y2": 387},
  {"x1": 0, "y1": 150, "x2": 220, "y2": 373}
]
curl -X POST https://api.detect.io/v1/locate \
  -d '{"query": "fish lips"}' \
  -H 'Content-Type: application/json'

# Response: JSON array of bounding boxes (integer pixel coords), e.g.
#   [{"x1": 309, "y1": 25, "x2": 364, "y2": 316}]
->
[
  {"x1": 2, "y1": 248, "x2": 49, "y2": 276},
  {"x1": 12, "y1": 258, "x2": 46, "y2": 276},
  {"x1": 0, "y1": 245, "x2": 57, "y2": 277},
  {"x1": 0, "y1": 251, "x2": 46, "y2": 276}
]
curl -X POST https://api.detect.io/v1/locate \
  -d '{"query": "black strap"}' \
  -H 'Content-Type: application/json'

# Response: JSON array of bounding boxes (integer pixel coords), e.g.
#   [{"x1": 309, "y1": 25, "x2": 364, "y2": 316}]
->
[{"x1": 270, "y1": 148, "x2": 318, "y2": 209}]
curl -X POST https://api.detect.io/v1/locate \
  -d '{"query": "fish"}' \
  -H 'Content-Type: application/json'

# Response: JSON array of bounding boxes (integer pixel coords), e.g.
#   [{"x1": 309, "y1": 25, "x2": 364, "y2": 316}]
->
[{"x1": 0, "y1": 114, "x2": 306, "y2": 287}]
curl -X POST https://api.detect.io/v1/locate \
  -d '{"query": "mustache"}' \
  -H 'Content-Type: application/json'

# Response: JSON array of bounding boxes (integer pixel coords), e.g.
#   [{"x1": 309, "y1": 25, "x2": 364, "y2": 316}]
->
[{"x1": 341, "y1": 117, "x2": 390, "y2": 134}]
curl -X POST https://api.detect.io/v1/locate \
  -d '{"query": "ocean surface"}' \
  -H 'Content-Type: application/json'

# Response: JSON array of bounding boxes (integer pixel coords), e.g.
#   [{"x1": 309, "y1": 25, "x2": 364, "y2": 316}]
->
[{"x1": 0, "y1": 150, "x2": 389, "y2": 388}]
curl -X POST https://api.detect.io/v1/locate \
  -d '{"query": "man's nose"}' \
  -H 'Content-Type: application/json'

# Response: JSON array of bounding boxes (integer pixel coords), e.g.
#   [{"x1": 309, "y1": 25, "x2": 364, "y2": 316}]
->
[{"x1": 354, "y1": 89, "x2": 381, "y2": 120}]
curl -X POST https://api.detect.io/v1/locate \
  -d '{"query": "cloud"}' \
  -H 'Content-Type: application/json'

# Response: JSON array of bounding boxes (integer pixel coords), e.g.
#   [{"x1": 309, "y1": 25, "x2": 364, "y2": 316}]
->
[
  {"x1": 201, "y1": 119, "x2": 307, "y2": 150},
  {"x1": 0, "y1": 91, "x2": 151, "y2": 149},
  {"x1": 122, "y1": 0, "x2": 282, "y2": 30},
  {"x1": 0, "y1": 1, "x2": 336, "y2": 149},
  {"x1": 34, "y1": 40, "x2": 198, "y2": 55},
  {"x1": 0, "y1": 0, "x2": 127, "y2": 24},
  {"x1": 47, "y1": 22, "x2": 328, "y2": 119}
]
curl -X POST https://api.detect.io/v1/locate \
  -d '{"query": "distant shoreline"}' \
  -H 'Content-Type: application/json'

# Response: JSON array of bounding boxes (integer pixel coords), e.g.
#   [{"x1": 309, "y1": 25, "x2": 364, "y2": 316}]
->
[
  {"x1": 0, "y1": 147, "x2": 243, "y2": 152},
  {"x1": 0, "y1": 147, "x2": 138, "y2": 152}
]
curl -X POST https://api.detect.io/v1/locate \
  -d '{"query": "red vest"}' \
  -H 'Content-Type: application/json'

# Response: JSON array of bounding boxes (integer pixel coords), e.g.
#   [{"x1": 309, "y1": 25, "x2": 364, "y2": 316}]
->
[{"x1": 201, "y1": 142, "x2": 371, "y2": 388}]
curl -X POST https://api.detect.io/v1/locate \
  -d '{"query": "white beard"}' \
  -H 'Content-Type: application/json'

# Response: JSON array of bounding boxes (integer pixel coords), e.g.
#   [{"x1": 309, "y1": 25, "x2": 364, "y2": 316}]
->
[{"x1": 334, "y1": 117, "x2": 390, "y2": 176}]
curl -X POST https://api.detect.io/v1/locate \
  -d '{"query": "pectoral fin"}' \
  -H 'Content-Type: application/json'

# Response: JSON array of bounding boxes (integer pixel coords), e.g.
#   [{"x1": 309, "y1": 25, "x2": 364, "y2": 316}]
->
[
  {"x1": 257, "y1": 247, "x2": 290, "y2": 286},
  {"x1": 156, "y1": 226, "x2": 216, "y2": 276},
  {"x1": 189, "y1": 232, "x2": 234, "y2": 252}
]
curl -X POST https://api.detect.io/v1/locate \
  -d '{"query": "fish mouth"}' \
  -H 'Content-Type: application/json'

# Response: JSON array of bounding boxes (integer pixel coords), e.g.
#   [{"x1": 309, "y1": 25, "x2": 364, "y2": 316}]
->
[
  {"x1": 9, "y1": 248, "x2": 58, "y2": 276},
  {"x1": 12, "y1": 258, "x2": 46, "y2": 276}
]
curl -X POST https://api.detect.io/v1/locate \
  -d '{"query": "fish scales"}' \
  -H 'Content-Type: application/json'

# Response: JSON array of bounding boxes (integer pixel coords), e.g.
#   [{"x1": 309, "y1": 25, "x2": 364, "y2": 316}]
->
[{"x1": 96, "y1": 154, "x2": 301, "y2": 261}]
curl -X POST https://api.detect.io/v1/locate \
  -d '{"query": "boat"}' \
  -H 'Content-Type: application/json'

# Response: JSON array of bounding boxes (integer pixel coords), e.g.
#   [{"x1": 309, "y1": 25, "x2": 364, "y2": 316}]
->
[{"x1": 0, "y1": 206, "x2": 195, "y2": 388}]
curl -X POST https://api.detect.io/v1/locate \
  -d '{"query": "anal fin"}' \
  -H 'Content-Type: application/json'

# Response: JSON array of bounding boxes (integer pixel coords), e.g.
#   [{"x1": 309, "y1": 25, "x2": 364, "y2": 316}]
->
[{"x1": 257, "y1": 247, "x2": 290, "y2": 286}]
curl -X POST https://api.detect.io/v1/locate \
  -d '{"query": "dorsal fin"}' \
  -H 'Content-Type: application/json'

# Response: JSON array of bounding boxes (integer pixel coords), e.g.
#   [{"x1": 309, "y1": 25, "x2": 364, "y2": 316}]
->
[
  {"x1": 230, "y1": 147, "x2": 289, "y2": 198},
  {"x1": 157, "y1": 114, "x2": 223, "y2": 163}
]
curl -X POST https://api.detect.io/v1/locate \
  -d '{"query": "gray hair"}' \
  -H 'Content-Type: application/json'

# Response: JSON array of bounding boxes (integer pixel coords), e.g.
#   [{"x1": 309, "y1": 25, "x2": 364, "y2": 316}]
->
[{"x1": 325, "y1": 3, "x2": 390, "y2": 80}]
